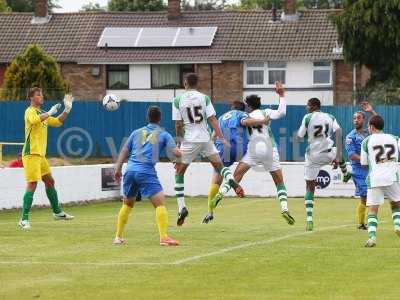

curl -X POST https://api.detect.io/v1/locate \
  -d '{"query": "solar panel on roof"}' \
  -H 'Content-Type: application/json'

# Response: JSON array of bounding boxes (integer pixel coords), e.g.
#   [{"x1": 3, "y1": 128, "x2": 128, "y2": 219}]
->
[
  {"x1": 174, "y1": 27, "x2": 217, "y2": 47},
  {"x1": 97, "y1": 27, "x2": 218, "y2": 48},
  {"x1": 97, "y1": 27, "x2": 142, "y2": 47}
]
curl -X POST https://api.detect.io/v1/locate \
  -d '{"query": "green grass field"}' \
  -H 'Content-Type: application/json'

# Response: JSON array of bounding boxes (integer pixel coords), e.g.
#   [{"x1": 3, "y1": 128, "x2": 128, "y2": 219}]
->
[{"x1": 1, "y1": 197, "x2": 399, "y2": 300}]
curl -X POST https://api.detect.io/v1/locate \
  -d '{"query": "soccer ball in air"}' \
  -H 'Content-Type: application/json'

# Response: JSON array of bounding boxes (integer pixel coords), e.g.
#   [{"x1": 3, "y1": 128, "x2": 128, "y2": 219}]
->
[{"x1": 102, "y1": 94, "x2": 120, "y2": 111}]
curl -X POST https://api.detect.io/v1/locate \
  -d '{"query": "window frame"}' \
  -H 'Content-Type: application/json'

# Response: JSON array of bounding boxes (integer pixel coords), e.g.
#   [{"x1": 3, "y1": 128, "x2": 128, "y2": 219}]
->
[
  {"x1": 106, "y1": 65, "x2": 130, "y2": 90},
  {"x1": 150, "y1": 64, "x2": 195, "y2": 89},
  {"x1": 244, "y1": 62, "x2": 266, "y2": 88},
  {"x1": 267, "y1": 61, "x2": 287, "y2": 86},
  {"x1": 312, "y1": 61, "x2": 332, "y2": 86}
]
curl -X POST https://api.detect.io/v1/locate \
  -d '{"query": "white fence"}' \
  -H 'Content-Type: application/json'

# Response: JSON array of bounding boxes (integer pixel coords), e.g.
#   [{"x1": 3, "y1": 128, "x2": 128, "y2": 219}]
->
[{"x1": 0, "y1": 162, "x2": 356, "y2": 210}]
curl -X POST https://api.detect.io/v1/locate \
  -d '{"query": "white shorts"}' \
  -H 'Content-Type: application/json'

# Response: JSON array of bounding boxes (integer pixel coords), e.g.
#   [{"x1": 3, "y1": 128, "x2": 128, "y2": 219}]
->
[
  {"x1": 366, "y1": 182, "x2": 400, "y2": 206},
  {"x1": 304, "y1": 148, "x2": 336, "y2": 181},
  {"x1": 241, "y1": 146, "x2": 281, "y2": 172},
  {"x1": 180, "y1": 141, "x2": 219, "y2": 165}
]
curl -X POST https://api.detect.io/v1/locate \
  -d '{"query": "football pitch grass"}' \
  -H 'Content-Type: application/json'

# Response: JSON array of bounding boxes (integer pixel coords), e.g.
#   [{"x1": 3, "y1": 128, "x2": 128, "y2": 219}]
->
[{"x1": 1, "y1": 197, "x2": 399, "y2": 300}]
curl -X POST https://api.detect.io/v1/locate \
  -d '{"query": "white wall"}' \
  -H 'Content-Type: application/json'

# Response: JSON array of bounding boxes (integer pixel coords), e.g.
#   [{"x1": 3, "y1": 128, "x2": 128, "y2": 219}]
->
[
  {"x1": 106, "y1": 89, "x2": 185, "y2": 102},
  {"x1": 243, "y1": 90, "x2": 334, "y2": 106},
  {"x1": 1, "y1": 162, "x2": 358, "y2": 210}
]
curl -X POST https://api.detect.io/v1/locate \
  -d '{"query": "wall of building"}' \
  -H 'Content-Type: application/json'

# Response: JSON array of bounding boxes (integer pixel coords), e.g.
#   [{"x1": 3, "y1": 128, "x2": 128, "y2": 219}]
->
[{"x1": 61, "y1": 63, "x2": 106, "y2": 100}]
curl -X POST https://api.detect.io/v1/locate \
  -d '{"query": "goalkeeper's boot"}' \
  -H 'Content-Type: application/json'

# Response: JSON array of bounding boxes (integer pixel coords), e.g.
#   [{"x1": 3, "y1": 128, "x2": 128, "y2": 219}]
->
[
  {"x1": 306, "y1": 221, "x2": 314, "y2": 232},
  {"x1": 282, "y1": 210, "x2": 295, "y2": 225},
  {"x1": 358, "y1": 224, "x2": 368, "y2": 230},
  {"x1": 160, "y1": 236, "x2": 179, "y2": 246},
  {"x1": 210, "y1": 193, "x2": 224, "y2": 211},
  {"x1": 229, "y1": 179, "x2": 245, "y2": 198},
  {"x1": 202, "y1": 213, "x2": 214, "y2": 224},
  {"x1": 343, "y1": 172, "x2": 352, "y2": 183},
  {"x1": 18, "y1": 220, "x2": 31, "y2": 230},
  {"x1": 113, "y1": 237, "x2": 126, "y2": 245},
  {"x1": 365, "y1": 237, "x2": 377, "y2": 248},
  {"x1": 54, "y1": 211, "x2": 74, "y2": 220},
  {"x1": 177, "y1": 207, "x2": 189, "y2": 226}
]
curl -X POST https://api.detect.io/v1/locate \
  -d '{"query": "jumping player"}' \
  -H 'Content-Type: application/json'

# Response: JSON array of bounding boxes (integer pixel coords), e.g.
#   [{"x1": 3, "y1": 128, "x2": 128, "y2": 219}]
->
[
  {"x1": 361, "y1": 115, "x2": 400, "y2": 247},
  {"x1": 202, "y1": 100, "x2": 269, "y2": 224},
  {"x1": 173, "y1": 73, "x2": 244, "y2": 226},
  {"x1": 19, "y1": 87, "x2": 74, "y2": 230},
  {"x1": 208, "y1": 82, "x2": 295, "y2": 226},
  {"x1": 345, "y1": 101, "x2": 378, "y2": 230},
  {"x1": 297, "y1": 98, "x2": 350, "y2": 231},
  {"x1": 113, "y1": 106, "x2": 181, "y2": 246}
]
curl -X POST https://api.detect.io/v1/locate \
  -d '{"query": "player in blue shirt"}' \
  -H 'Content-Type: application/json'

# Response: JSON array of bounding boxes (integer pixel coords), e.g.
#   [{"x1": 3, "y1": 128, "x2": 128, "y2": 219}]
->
[
  {"x1": 113, "y1": 106, "x2": 182, "y2": 246},
  {"x1": 345, "y1": 101, "x2": 378, "y2": 230},
  {"x1": 202, "y1": 101, "x2": 268, "y2": 223}
]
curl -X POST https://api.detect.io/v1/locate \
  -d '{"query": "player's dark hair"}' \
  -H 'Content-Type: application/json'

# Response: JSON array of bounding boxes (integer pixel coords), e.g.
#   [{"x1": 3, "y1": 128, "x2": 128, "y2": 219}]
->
[
  {"x1": 369, "y1": 115, "x2": 384, "y2": 130},
  {"x1": 231, "y1": 101, "x2": 246, "y2": 111},
  {"x1": 308, "y1": 98, "x2": 321, "y2": 109},
  {"x1": 27, "y1": 87, "x2": 42, "y2": 100},
  {"x1": 148, "y1": 106, "x2": 162, "y2": 123},
  {"x1": 184, "y1": 73, "x2": 198, "y2": 88},
  {"x1": 245, "y1": 95, "x2": 261, "y2": 110}
]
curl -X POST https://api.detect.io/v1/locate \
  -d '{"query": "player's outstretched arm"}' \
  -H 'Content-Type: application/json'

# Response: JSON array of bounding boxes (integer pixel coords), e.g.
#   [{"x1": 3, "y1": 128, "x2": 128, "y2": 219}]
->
[
  {"x1": 241, "y1": 116, "x2": 270, "y2": 127},
  {"x1": 114, "y1": 144, "x2": 129, "y2": 183},
  {"x1": 361, "y1": 101, "x2": 378, "y2": 116},
  {"x1": 57, "y1": 94, "x2": 74, "y2": 123},
  {"x1": 332, "y1": 127, "x2": 343, "y2": 169},
  {"x1": 264, "y1": 81, "x2": 286, "y2": 120},
  {"x1": 208, "y1": 116, "x2": 229, "y2": 147}
]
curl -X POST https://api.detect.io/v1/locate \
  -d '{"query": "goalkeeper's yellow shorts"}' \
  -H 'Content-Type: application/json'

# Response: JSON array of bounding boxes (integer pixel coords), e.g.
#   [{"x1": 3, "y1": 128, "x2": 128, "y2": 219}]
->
[{"x1": 22, "y1": 155, "x2": 51, "y2": 182}]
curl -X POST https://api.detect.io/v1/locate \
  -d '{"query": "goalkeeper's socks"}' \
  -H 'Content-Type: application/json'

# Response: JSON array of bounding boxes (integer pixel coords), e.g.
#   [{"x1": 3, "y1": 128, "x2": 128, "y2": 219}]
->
[
  {"x1": 21, "y1": 191, "x2": 34, "y2": 221},
  {"x1": 391, "y1": 208, "x2": 400, "y2": 235},
  {"x1": 208, "y1": 183, "x2": 220, "y2": 213},
  {"x1": 305, "y1": 191, "x2": 314, "y2": 222},
  {"x1": 46, "y1": 187, "x2": 62, "y2": 214},
  {"x1": 367, "y1": 214, "x2": 378, "y2": 239},
  {"x1": 116, "y1": 204, "x2": 132, "y2": 238},
  {"x1": 175, "y1": 175, "x2": 186, "y2": 211},
  {"x1": 276, "y1": 183, "x2": 288, "y2": 212},
  {"x1": 357, "y1": 201, "x2": 367, "y2": 225},
  {"x1": 156, "y1": 206, "x2": 168, "y2": 239}
]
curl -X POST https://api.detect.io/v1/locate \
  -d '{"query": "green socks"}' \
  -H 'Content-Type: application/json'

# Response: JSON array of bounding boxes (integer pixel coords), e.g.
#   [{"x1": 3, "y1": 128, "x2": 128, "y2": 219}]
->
[
  {"x1": 22, "y1": 191, "x2": 34, "y2": 221},
  {"x1": 392, "y1": 208, "x2": 400, "y2": 233},
  {"x1": 276, "y1": 184, "x2": 288, "y2": 211},
  {"x1": 175, "y1": 175, "x2": 185, "y2": 211},
  {"x1": 305, "y1": 191, "x2": 314, "y2": 222},
  {"x1": 367, "y1": 214, "x2": 378, "y2": 239},
  {"x1": 46, "y1": 187, "x2": 62, "y2": 214}
]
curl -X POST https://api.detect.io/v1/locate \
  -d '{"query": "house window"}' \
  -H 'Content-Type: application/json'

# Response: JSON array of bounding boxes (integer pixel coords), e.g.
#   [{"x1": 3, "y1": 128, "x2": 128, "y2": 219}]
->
[
  {"x1": 246, "y1": 62, "x2": 265, "y2": 86},
  {"x1": 313, "y1": 61, "x2": 331, "y2": 85},
  {"x1": 106, "y1": 65, "x2": 129, "y2": 89},
  {"x1": 151, "y1": 64, "x2": 195, "y2": 89},
  {"x1": 268, "y1": 62, "x2": 286, "y2": 85}
]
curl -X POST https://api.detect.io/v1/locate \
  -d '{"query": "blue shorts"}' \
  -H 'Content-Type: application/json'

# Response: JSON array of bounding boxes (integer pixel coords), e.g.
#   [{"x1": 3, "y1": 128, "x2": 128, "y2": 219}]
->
[
  {"x1": 216, "y1": 143, "x2": 245, "y2": 167},
  {"x1": 122, "y1": 171, "x2": 163, "y2": 199},
  {"x1": 352, "y1": 171, "x2": 368, "y2": 198}
]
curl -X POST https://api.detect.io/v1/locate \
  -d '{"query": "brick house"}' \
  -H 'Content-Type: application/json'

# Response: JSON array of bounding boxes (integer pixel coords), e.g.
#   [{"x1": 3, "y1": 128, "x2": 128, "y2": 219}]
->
[{"x1": 0, "y1": 0, "x2": 368, "y2": 105}]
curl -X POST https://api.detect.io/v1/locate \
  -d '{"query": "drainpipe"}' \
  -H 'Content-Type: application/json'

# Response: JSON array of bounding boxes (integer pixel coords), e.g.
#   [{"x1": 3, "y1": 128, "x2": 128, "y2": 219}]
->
[{"x1": 210, "y1": 64, "x2": 214, "y2": 100}]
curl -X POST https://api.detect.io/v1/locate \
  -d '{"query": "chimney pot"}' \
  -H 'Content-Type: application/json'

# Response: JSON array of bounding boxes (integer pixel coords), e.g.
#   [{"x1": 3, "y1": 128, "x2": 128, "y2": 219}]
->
[{"x1": 168, "y1": 0, "x2": 181, "y2": 20}]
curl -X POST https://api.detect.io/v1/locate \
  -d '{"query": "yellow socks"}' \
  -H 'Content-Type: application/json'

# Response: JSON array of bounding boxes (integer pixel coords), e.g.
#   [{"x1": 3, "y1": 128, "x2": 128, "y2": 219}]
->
[
  {"x1": 156, "y1": 206, "x2": 169, "y2": 239},
  {"x1": 357, "y1": 201, "x2": 367, "y2": 225},
  {"x1": 116, "y1": 204, "x2": 132, "y2": 238},
  {"x1": 208, "y1": 183, "x2": 220, "y2": 213}
]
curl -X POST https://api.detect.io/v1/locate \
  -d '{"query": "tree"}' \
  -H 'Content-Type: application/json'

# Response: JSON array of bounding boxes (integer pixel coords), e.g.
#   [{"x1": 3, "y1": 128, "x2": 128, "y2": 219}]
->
[
  {"x1": 234, "y1": 0, "x2": 342, "y2": 10},
  {"x1": 333, "y1": 0, "x2": 400, "y2": 84},
  {"x1": 81, "y1": 1, "x2": 106, "y2": 12},
  {"x1": 182, "y1": 0, "x2": 224, "y2": 10},
  {"x1": 0, "y1": 45, "x2": 67, "y2": 101},
  {"x1": 5, "y1": 0, "x2": 60, "y2": 12},
  {"x1": 0, "y1": 0, "x2": 10, "y2": 12},
  {"x1": 108, "y1": 0, "x2": 165, "y2": 12}
]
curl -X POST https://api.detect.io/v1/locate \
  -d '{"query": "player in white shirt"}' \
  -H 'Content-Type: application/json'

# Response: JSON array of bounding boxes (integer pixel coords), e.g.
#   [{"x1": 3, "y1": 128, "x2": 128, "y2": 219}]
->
[
  {"x1": 297, "y1": 98, "x2": 350, "y2": 231},
  {"x1": 172, "y1": 73, "x2": 244, "y2": 226},
  {"x1": 208, "y1": 82, "x2": 295, "y2": 225},
  {"x1": 360, "y1": 115, "x2": 400, "y2": 247}
]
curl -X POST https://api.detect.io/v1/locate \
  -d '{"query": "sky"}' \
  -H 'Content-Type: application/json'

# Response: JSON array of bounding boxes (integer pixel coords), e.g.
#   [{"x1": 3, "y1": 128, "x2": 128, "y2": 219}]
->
[{"x1": 54, "y1": 0, "x2": 239, "y2": 12}]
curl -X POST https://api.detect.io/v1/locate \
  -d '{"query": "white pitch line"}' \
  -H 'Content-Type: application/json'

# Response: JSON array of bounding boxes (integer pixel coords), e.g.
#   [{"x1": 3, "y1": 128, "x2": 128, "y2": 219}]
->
[{"x1": 0, "y1": 223, "x2": 354, "y2": 267}]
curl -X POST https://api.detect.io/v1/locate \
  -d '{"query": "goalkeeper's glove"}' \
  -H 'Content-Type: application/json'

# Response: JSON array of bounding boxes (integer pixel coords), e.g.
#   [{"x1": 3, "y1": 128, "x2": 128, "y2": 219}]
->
[
  {"x1": 63, "y1": 94, "x2": 74, "y2": 113},
  {"x1": 47, "y1": 103, "x2": 61, "y2": 116}
]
